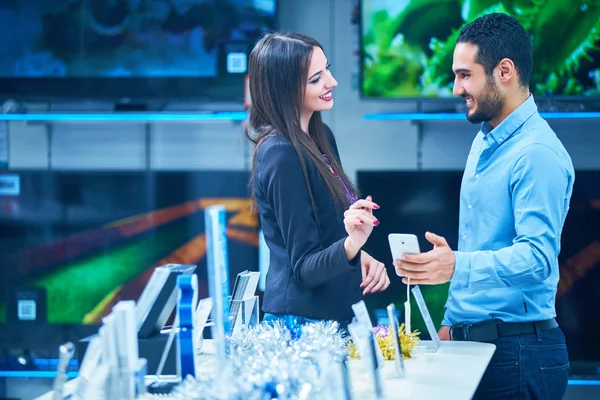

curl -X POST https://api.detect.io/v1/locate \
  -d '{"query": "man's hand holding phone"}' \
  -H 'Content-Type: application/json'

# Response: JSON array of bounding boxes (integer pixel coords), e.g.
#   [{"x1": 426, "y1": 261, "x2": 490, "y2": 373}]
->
[{"x1": 393, "y1": 231, "x2": 456, "y2": 285}]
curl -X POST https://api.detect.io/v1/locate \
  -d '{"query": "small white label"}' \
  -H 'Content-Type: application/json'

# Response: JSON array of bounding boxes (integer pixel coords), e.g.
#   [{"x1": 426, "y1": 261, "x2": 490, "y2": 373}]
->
[
  {"x1": 18, "y1": 299, "x2": 36, "y2": 320},
  {"x1": 227, "y1": 52, "x2": 247, "y2": 73},
  {"x1": 0, "y1": 174, "x2": 19, "y2": 196}
]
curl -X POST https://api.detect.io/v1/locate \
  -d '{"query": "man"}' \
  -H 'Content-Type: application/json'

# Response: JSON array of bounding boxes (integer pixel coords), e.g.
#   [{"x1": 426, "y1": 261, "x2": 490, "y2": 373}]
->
[{"x1": 393, "y1": 13, "x2": 574, "y2": 400}]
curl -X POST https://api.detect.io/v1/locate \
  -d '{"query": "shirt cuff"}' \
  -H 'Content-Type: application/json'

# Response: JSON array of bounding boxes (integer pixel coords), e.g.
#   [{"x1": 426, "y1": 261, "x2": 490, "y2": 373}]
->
[
  {"x1": 332, "y1": 237, "x2": 361, "y2": 270},
  {"x1": 349, "y1": 244, "x2": 361, "y2": 267},
  {"x1": 452, "y1": 251, "x2": 470, "y2": 289}
]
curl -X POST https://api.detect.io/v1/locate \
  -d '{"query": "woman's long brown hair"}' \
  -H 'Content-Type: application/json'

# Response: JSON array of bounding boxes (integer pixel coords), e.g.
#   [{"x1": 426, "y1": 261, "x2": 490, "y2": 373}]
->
[{"x1": 243, "y1": 32, "x2": 358, "y2": 226}]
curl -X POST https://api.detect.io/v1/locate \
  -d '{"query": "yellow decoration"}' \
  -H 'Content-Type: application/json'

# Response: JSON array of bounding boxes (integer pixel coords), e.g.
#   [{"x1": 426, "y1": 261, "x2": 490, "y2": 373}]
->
[{"x1": 348, "y1": 323, "x2": 420, "y2": 360}]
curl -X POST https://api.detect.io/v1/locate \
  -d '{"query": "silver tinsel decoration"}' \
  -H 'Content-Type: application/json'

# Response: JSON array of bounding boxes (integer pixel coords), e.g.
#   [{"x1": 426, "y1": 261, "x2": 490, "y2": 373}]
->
[{"x1": 139, "y1": 320, "x2": 349, "y2": 399}]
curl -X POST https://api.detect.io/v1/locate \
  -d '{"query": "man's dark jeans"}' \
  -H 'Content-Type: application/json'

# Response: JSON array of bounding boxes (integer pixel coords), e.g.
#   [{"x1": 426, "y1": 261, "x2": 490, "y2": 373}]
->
[{"x1": 471, "y1": 327, "x2": 570, "y2": 399}]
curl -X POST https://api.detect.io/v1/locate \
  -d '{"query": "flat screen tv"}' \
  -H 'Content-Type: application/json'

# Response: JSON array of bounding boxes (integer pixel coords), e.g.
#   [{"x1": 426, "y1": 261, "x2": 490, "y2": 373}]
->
[
  {"x1": 0, "y1": 171, "x2": 259, "y2": 326},
  {"x1": 360, "y1": 0, "x2": 600, "y2": 99},
  {"x1": 0, "y1": 0, "x2": 277, "y2": 103}
]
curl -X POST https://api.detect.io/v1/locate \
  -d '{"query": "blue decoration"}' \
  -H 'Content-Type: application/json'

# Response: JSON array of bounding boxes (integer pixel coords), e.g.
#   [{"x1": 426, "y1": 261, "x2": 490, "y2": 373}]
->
[{"x1": 176, "y1": 274, "x2": 197, "y2": 378}]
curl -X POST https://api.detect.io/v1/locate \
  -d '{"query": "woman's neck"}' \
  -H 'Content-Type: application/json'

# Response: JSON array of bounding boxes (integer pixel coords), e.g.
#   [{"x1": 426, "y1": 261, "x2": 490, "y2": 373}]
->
[{"x1": 300, "y1": 111, "x2": 313, "y2": 135}]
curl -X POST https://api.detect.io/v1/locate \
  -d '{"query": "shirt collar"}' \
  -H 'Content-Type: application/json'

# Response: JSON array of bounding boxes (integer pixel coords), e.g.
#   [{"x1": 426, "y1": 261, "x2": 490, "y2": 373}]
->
[{"x1": 480, "y1": 94, "x2": 537, "y2": 144}]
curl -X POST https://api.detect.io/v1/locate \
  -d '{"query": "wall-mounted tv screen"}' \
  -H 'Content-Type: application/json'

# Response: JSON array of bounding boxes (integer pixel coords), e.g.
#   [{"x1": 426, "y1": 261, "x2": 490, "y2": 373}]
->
[
  {"x1": 0, "y1": 171, "x2": 259, "y2": 326},
  {"x1": 360, "y1": 0, "x2": 600, "y2": 99},
  {"x1": 0, "y1": 0, "x2": 277, "y2": 102}
]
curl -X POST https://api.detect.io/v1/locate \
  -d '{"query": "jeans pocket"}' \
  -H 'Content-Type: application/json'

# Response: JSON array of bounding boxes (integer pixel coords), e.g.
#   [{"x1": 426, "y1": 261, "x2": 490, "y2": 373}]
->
[
  {"x1": 475, "y1": 360, "x2": 520, "y2": 399},
  {"x1": 540, "y1": 362, "x2": 570, "y2": 400}
]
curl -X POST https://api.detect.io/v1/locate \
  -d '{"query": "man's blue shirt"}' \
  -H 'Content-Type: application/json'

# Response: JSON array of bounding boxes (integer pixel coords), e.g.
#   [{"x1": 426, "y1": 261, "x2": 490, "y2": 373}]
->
[{"x1": 443, "y1": 95, "x2": 575, "y2": 325}]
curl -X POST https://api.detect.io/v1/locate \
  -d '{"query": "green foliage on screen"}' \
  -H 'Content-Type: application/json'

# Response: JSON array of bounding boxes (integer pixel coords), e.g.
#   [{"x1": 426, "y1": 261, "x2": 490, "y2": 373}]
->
[{"x1": 361, "y1": 0, "x2": 600, "y2": 98}]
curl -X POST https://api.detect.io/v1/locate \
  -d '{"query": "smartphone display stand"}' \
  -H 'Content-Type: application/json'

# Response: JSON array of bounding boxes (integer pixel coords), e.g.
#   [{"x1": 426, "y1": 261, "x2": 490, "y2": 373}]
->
[{"x1": 229, "y1": 295, "x2": 260, "y2": 333}]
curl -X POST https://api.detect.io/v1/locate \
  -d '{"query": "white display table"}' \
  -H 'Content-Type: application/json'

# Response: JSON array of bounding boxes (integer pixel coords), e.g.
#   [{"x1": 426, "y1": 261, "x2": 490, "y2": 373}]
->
[
  {"x1": 192, "y1": 339, "x2": 496, "y2": 399},
  {"x1": 36, "y1": 339, "x2": 495, "y2": 400},
  {"x1": 349, "y1": 340, "x2": 496, "y2": 400}
]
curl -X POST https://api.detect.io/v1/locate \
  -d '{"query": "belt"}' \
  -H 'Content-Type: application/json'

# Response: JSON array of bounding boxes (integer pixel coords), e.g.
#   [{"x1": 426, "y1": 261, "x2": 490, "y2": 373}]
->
[{"x1": 451, "y1": 318, "x2": 559, "y2": 342}]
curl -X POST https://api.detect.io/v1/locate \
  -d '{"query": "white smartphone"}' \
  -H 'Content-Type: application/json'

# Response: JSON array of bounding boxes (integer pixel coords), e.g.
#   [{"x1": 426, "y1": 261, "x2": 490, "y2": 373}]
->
[{"x1": 388, "y1": 233, "x2": 421, "y2": 261}]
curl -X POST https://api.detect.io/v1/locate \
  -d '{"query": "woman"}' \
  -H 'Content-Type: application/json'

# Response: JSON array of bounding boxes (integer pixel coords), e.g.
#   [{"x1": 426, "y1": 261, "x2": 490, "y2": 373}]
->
[{"x1": 244, "y1": 32, "x2": 390, "y2": 329}]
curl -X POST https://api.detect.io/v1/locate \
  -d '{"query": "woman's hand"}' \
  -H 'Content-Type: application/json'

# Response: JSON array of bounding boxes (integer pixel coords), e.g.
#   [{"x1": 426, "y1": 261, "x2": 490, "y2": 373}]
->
[
  {"x1": 343, "y1": 195, "x2": 380, "y2": 260},
  {"x1": 360, "y1": 251, "x2": 390, "y2": 295}
]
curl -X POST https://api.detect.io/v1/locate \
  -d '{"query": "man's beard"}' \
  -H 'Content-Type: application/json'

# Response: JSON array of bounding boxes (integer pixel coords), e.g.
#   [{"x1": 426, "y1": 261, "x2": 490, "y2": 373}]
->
[{"x1": 465, "y1": 76, "x2": 505, "y2": 124}]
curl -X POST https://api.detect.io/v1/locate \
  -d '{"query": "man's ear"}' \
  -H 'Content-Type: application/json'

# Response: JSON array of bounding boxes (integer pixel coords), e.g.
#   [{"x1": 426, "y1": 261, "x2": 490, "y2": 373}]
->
[{"x1": 497, "y1": 58, "x2": 516, "y2": 82}]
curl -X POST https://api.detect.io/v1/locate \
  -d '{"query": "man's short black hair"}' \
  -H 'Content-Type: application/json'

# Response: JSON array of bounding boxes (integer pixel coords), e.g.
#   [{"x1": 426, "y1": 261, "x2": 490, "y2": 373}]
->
[{"x1": 457, "y1": 13, "x2": 533, "y2": 89}]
